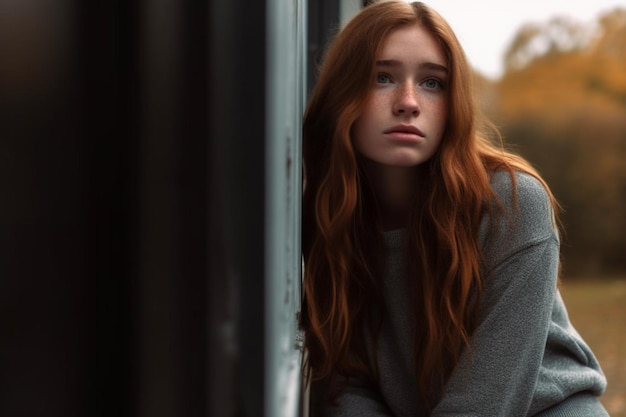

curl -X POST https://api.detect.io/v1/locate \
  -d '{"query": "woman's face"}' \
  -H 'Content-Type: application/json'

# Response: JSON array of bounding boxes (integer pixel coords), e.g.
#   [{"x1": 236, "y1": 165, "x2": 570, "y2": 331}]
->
[{"x1": 353, "y1": 24, "x2": 449, "y2": 168}]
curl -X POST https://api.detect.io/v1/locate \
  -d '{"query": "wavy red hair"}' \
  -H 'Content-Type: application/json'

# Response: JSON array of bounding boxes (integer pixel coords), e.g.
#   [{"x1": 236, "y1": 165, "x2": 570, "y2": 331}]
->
[{"x1": 301, "y1": 0, "x2": 559, "y2": 408}]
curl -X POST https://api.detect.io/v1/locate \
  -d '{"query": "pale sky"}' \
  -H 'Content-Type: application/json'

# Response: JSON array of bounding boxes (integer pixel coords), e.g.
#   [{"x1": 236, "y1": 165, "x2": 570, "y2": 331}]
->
[{"x1": 420, "y1": 0, "x2": 626, "y2": 79}]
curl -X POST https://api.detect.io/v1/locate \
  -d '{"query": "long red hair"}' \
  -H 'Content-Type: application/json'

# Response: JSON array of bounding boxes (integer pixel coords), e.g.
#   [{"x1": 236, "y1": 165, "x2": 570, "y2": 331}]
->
[{"x1": 301, "y1": 0, "x2": 558, "y2": 408}]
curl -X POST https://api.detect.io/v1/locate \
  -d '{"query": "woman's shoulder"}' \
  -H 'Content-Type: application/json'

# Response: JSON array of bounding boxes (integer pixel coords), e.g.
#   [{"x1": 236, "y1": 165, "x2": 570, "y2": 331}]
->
[
  {"x1": 479, "y1": 170, "x2": 558, "y2": 264},
  {"x1": 489, "y1": 170, "x2": 550, "y2": 210},
  {"x1": 488, "y1": 170, "x2": 555, "y2": 226}
]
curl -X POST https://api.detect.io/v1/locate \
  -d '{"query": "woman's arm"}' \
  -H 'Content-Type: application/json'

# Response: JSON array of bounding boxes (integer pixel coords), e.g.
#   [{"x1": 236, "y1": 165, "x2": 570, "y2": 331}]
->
[
  {"x1": 310, "y1": 376, "x2": 394, "y2": 417},
  {"x1": 432, "y1": 172, "x2": 560, "y2": 416}
]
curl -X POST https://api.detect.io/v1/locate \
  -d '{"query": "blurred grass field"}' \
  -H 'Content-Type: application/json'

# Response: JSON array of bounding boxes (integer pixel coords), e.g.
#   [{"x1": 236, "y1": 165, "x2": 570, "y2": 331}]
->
[{"x1": 560, "y1": 278, "x2": 626, "y2": 416}]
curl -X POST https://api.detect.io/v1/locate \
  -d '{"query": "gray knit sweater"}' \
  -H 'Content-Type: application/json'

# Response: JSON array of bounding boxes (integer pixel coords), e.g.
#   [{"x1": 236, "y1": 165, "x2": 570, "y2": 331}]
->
[{"x1": 313, "y1": 172, "x2": 608, "y2": 416}]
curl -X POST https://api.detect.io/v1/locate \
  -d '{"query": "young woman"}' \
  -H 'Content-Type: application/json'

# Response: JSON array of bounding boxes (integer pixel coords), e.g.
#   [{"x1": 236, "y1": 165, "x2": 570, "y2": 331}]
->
[{"x1": 301, "y1": 1, "x2": 608, "y2": 416}]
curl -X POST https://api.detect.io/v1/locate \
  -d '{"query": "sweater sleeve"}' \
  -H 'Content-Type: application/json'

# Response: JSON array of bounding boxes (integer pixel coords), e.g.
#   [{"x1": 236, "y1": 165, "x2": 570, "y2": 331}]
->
[
  {"x1": 432, "y1": 172, "x2": 561, "y2": 416},
  {"x1": 310, "y1": 376, "x2": 395, "y2": 417}
]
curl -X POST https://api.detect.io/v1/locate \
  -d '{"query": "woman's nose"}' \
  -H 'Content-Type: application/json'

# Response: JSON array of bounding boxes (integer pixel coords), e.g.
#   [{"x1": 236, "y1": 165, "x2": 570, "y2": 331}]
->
[{"x1": 393, "y1": 83, "x2": 420, "y2": 116}]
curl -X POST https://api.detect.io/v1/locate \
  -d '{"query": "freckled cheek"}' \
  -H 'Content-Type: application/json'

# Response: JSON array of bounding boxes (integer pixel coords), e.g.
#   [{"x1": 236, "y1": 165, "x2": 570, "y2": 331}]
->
[
  {"x1": 355, "y1": 95, "x2": 387, "y2": 135},
  {"x1": 421, "y1": 97, "x2": 448, "y2": 129},
  {"x1": 363, "y1": 94, "x2": 387, "y2": 114},
  {"x1": 420, "y1": 94, "x2": 445, "y2": 111}
]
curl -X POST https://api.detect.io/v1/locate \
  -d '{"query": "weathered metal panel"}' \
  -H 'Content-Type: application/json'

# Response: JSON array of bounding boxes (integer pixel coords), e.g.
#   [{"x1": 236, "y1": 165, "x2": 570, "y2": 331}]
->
[{"x1": 265, "y1": 0, "x2": 307, "y2": 415}]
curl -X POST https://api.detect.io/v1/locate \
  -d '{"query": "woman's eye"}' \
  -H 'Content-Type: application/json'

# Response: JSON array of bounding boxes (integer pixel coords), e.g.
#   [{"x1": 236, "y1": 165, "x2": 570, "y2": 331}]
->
[
  {"x1": 376, "y1": 73, "x2": 392, "y2": 84},
  {"x1": 422, "y1": 78, "x2": 443, "y2": 90}
]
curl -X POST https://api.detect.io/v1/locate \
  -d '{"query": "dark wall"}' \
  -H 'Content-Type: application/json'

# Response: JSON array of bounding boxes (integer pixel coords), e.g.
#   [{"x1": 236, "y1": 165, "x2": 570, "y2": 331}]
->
[
  {"x1": 0, "y1": 0, "x2": 211, "y2": 415},
  {"x1": 0, "y1": 1, "x2": 127, "y2": 415},
  {"x1": 0, "y1": 0, "x2": 342, "y2": 415}
]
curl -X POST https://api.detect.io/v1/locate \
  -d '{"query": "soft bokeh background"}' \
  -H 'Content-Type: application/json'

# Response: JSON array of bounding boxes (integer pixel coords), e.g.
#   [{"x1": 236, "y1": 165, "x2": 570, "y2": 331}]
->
[
  {"x1": 476, "y1": 7, "x2": 626, "y2": 276},
  {"x1": 419, "y1": 0, "x2": 625, "y2": 79}
]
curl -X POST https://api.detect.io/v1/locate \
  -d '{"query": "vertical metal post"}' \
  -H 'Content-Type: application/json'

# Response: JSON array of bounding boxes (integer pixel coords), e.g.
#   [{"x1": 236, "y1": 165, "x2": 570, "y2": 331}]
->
[{"x1": 265, "y1": 0, "x2": 306, "y2": 415}]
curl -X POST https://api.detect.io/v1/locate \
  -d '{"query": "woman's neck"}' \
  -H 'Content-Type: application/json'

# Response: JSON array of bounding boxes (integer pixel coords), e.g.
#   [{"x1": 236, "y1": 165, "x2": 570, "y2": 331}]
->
[{"x1": 363, "y1": 161, "x2": 419, "y2": 230}]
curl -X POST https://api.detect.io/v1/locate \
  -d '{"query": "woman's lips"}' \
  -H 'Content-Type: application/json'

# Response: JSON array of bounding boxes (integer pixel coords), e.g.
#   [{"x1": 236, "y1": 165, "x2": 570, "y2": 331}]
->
[{"x1": 384, "y1": 125, "x2": 425, "y2": 142}]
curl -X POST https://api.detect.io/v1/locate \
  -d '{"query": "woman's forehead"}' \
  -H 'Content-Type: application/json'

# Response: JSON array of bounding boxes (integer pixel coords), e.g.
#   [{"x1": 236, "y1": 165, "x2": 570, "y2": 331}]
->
[{"x1": 376, "y1": 25, "x2": 447, "y2": 69}]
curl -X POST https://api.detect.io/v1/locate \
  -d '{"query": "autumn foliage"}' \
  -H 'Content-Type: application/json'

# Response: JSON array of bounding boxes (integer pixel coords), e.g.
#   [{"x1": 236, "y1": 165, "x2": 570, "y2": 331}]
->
[{"x1": 479, "y1": 8, "x2": 626, "y2": 276}]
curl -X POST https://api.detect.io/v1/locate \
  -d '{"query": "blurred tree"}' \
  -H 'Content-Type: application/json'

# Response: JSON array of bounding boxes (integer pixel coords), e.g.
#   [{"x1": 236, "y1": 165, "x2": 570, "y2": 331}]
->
[
  {"x1": 503, "y1": 17, "x2": 593, "y2": 72},
  {"x1": 484, "y1": 8, "x2": 626, "y2": 277}
]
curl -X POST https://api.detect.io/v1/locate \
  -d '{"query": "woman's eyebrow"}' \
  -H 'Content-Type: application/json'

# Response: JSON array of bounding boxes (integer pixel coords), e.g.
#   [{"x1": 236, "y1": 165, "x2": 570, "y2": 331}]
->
[{"x1": 375, "y1": 59, "x2": 448, "y2": 74}]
